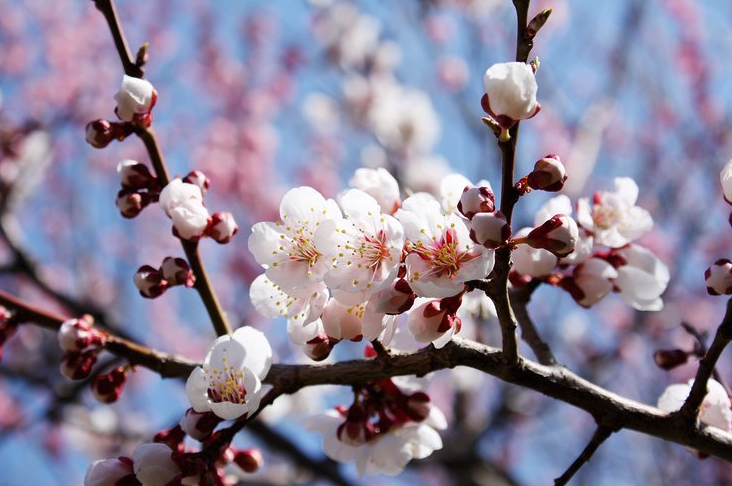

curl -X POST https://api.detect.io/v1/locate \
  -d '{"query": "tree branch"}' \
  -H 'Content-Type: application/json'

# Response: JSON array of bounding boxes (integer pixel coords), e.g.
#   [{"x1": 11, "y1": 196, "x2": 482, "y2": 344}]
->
[
  {"x1": 680, "y1": 298, "x2": 732, "y2": 421},
  {"x1": 554, "y1": 425, "x2": 614, "y2": 486},
  {"x1": 92, "y1": 0, "x2": 231, "y2": 337},
  {"x1": 510, "y1": 281, "x2": 557, "y2": 365}
]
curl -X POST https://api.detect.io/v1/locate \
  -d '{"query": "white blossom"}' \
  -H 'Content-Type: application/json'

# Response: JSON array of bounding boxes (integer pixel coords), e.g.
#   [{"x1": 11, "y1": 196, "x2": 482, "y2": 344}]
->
[
  {"x1": 186, "y1": 327, "x2": 272, "y2": 420},
  {"x1": 158, "y1": 179, "x2": 210, "y2": 240},
  {"x1": 568, "y1": 257, "x2": 618, "y2": 308},
  {"x1": 397, "y1": 194, "x2": 494, "y2": 298},
  {"x1": 114, "y1": 75, "x2": 156, "y2": 122},
  {"x1": 658, "y1": 379, "x2": 731, "y2": 432},
  {"x1": 84, "y1": 458, "x2": 134, "y2": 486},
  {"x1": 349, "y1": 168, "x2": 401, "y2": 215},
  {"x1": 482, "y1": 62, "x2": 539, "y2": 126},
  {"x1": 613, "y1": 244, "x2": 669, "y2": 311},
  {"x1": 512, "y1": 227, "x2": 557, "y2": 277},
  {"x1": 248, "y1": 186, "x2": 342, "y2": 289},
  {"x1": 576, "y1": 177, "x2": 652, "y2": 248},
  {"x1": 132, "y1": 443, "x2": 180, "y2": 486}
]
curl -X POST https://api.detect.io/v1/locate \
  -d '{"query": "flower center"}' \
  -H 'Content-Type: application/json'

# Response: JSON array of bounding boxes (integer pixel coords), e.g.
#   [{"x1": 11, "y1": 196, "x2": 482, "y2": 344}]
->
[
  {"x1": 206, "y1": 366, "x2": 247, "y2": 404},
  {"x1": 288, "y1": 233, "x2": 320, "y2": 268},
  {"x1": 414, "y1": 228, "x2": 474, "y2": 279},
  {"x1": 592, "y1": 205, "x2": 618, "y2": 230},
  {"x1": 356, "y1": 230, "x2": 391, "y2": 269}
]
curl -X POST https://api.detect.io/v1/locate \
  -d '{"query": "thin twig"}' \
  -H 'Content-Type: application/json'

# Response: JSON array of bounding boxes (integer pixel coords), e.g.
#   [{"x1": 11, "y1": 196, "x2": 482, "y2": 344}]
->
[
  {"x1": 510, "y1": 281, "x2": 557, "y2": 366},
  {"x1": 554, "y1": 425, "x2": 614, "y2": 486},
  {"x1": 92, "y1": 0, "x2": 231, "y2": 336},
  {"x1": 681, "y1": 321, "x2": 732, "y2": 397},
  {"x1": 679, "y1": 298, "x2": 732, "y2": 421}
]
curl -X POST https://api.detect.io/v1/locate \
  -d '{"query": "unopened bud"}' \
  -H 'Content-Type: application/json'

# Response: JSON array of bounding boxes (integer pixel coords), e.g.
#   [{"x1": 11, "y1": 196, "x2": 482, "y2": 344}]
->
[
  {"x1": 527, "y1": 154, "x2": 567, "y2": 192},
  {"x1": 85, "y1": 119, "x2": 114, "y2": 148},
  {"x1": 371, "y1": 278, "x2": 415, "y2": 315},
  {"x1": 183, "y1": 170, "x2": 210, "y2": 196},
  {"x1": 653, "y1": 349, "x2": 690, "y2": 370},
  {"x1": 179, "y1": 408, "x2": 221, "y2": 441},
  {"x1": 58, "y1": 315, "x2": 105, "y2": 352},
  {"x1": 470, "y1": 211, "x2": 511, "y2": 249},
  {"x1": 153, "y1": 425, "x2": 186, "y2": 451},
  {"x1": 114, "y1": 75, "x2": 157, "y2": 124},
  {"x1": 705, "y1": 259, "x2": 732, "y2": 296},
  {"x1": 133, "y1": 265, "x2": 168, "y2": 298},
  {"x1": 234, "y1": 448, "x2": 263, "y2": 473},
  {"x1": 526, "y1": 9, "x2": 552, "y2": 39},
  {"x1": 160, "y1": 257, "x2": 195, "y2": 288},
  {"x1": 404, "y1": 391, "x2": 431, "y2": 422},
  {"x1": 92, "y1": 366, "x2": 128, "y2": 403},
  {"x1": 117, "y1": 159, "x2": 155, "y2": 189},
  {"x1": 207, "y1": 212, "x2": 238, "y2": 244},
  {"x1": 457, "y1": 185, "x2": 495, "y2": 220},
  {"x1": 302, "y1": 332, "x2": 337, "y2": 361},
  {"x1": 116, "y1": 189, "x2": 149, "y2": 218},
  {"x1": 526, "y1": 214, "x2": 578, "y2": 257},
  {"x1": 61, "y1": 349, "x2": 99, "y2": 380}
]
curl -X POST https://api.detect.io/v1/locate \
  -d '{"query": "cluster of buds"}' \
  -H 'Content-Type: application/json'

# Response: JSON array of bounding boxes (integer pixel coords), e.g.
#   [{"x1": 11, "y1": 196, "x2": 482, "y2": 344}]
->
[
  {"x1": 159, "y1": 177, "x2": 238, "y2": 243},
  {"x1": 91, "y1": 366, "x2": 129, "y2": 403},
  {"x1": 458, "y1": 184, "x2": 511, "y2": 249},
  {"x1": 134, "y1": 257, "x2": 195, "y2": 298},
  {"x1": 0, "y1": 306, "x2": 16, "y2": 361},
  {"x1": 85, "y1": 119, "x2": 134, "y2": 149},
  {"x1": 116, "y1": 160, "x2": 161, "y2": 218},
  {"x1": 335, "y1": 378, "x2": 432, "y2": 447},
  {"x1": 57, "y1": 315, "x2": 107, "y2": 380}
]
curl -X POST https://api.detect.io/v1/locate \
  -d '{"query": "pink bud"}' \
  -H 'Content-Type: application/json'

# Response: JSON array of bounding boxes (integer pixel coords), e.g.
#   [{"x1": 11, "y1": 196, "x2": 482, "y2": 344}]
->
[
  {"x1": 160, "y1": 257, "x2": 195, "y2": 288},
  {"x1": 117, "y1": 159, "x2": 156, "y2": 189},
  {"x1": 179, "y1": 408, "x2": 221, "y2": 441},
  {"x1": 234, "y1": 448, "x2": 263, "y2": 473},
  {"x1": 705, "y1": 259, "x2": 732, "y2": 295},
  {"x1": 527, "y1": 154, "x2": 567, "y2": 192},
  {"x1": 470, "y1": 211, "x2": 511, "y2": 248},
  {"x1": 336, "y1": 404, "x2": 374, "y2": 446},
  {"x1": 133, "y1": 265, "x2": 168, "y2": 298},
  {"x1": 653, "y1": 349, "x2": 690, "y2": 370},
  {"x1": 58, "y1": 315, "x2": 105, "y2": 352},
  {"x1": 85, "y1": 119, "x2": 114, "y2": 149},
  {"x1": 92, "y1": 367, "x2": 128, "y2": 404},
  {"x1": 153, "y1": 425, "x2": 186, "y2": 451},
  {"x1": 207, "y1": 212, "x2": 238, "y2": 244},
  {"x1": 84, "y1": 457, "x2": 135, "y2": 486},
  {"x1": 457, "y1": 185, "x2": 495, "y2": 220},
  {"x1": 526, "y1": 214, "x2": 578, "y2": 257},
  {"x1": 61, "y1": 349, "x2": 99, "y2": 380},
  {"x1": 116, "y1": 189, "x2": 149, "y2": 218},
  {"x1": 302, "y1": 332, "x2": 338, "y2": 361},
  {"x1": 371, "y1": 278, "x2": 416, "y2": 315},
  {"x1": 183, "y1": 170, "x2": 210, "y2": 196}
]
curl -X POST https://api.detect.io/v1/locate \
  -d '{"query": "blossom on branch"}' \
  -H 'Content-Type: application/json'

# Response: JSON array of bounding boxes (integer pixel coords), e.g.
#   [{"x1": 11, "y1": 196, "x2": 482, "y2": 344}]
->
[
  {"x1": 159, "y1": 178, "x2": 210, "y2": 241},
  {"x1": 482, "y1": 62, "x2": 540, "y2": 137},
  {"x1": 186, "y1": 326, "x2": 272, "y2": 420},
  {"x1": 114, "y1": 75, "x2": 157, "y2": 125}
]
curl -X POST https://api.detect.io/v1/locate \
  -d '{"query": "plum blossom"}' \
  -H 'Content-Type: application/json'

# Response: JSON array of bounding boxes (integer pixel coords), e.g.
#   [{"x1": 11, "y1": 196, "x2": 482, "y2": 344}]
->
[
  {"x1": 527, "y1": 154, "x2": 567, "y2": 192},
  {"x1": 613, "y1": 244, "x2": 669, "y2": 311},
  {"x1": 248, "y1": 186, "x2": 342, "y2": 289},
  {"x1": 114, "y1": 75, "x2": 156, "y2": 123},
  {"x1": 482, "y1": 62, "x2": 540, "y2": 135},
  {"x1": 526, "y1": 214, "x2": 578, "y2": 257},
  {"x1": 84, "y1": 457, "x2": 135, "y2": 486},
  {"x1": 320, "y1": 297, "x2": 397, "y2": 344},
  {"x1": 349, "y1": 167, "x2": 401, "y2": 215},
  {"x1": 511, "y1": 228, "x2": 557, "y2": 277},
  {"x1": 407, "y1": 294, "x2": 463, "y2": 348},
  {"x1": 158, "y1": 178, "x2": 210, "y2": 241},
  {"x1": 470, "y1": 210, "x2": 511, "y2": 249},
  {"x1": 316, "y1": 189, "x2": 404, "y2": 294},
  {"x1": 306, "y1": 379, "x2": 446, "y2": 476},
  {"x1": 576, "y1": 177, "x2": 652, "y2": 248},
  {"x1": 132, "y1": 443, "x2": 180, "y2": 486},
  {"x1": 457, "y1": 185, "x2": 495, "y2": 220},
  {"x1": 249, "y1": 274, "x2": 328, "y2": 344},
  {"x1": 658, "y1": 379, "x2": 731, "y2": 433},
  {"x1": 561, "y1": 257, "x2": 618, "y2": 308},
  {"x1": 186, "y1": 326, "x2": 272, "y2": 420},
  {"x1": 397, "y1": 193, "x2": 494, "y2": 298}
]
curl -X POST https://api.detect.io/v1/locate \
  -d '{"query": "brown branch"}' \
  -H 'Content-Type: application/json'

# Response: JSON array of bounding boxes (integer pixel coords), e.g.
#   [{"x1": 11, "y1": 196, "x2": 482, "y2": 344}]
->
[
  {"x1": 5, "y1": 289, "x2": 732, "y2": 462},
  {"x1": 510, "y1": 281, "x2": 557, "y2": 366},
  {"x1": 554, "y1": 425, "x2": 614, "y2": 486},
  {"x1": 680, "y1": 298, "x2": 732, "y2": 421},
  {"x1": 680, "y1": 322, "x2": 732, "y2": 396},
  {"x1": 92, "y1": 0, "x2": 231, "y2": 337}
]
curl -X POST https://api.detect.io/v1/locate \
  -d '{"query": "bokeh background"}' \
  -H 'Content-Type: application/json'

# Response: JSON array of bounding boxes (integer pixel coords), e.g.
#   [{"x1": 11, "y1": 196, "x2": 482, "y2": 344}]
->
[{"x1": 2, "y1": 0, "x2": 732, "y2": 485}]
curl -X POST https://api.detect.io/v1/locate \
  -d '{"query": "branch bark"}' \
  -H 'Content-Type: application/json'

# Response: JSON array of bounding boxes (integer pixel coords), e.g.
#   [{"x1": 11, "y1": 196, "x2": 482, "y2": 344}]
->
[{"x1": 554, "y1": 425, "x2": 614, "y2": 486}]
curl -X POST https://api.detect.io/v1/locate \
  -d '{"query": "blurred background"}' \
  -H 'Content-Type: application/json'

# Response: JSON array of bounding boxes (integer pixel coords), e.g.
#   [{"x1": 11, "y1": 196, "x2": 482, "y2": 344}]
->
[{"x1": 2, "y1": 0, "x2": 732, "y2": 484}]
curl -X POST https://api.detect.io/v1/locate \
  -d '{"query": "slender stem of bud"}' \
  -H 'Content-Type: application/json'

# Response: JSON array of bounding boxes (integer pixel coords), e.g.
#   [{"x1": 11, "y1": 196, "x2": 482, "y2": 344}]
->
[{"x1": 93, "y1": 0, "x2": 231, "y2": 336}]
